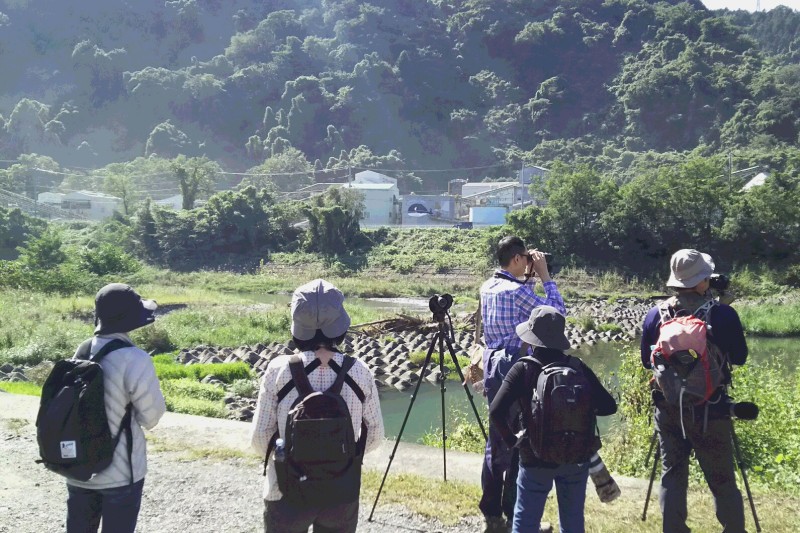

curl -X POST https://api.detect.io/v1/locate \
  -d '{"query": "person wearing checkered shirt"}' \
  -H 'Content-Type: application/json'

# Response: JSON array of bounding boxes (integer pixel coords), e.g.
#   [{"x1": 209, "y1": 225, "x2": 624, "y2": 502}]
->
[{"x1": 479, "y1": 236, "x2": 565, "y2": 532}]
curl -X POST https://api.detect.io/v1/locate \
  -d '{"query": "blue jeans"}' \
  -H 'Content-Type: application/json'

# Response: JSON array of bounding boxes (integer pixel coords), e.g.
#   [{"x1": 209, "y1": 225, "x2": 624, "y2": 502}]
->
[
  {"x1": 66, "y1": 479, "x2": 145, "y2": 533},
  {"x1": 513, "y1": 463, "x2": 588, "y2": 533}
]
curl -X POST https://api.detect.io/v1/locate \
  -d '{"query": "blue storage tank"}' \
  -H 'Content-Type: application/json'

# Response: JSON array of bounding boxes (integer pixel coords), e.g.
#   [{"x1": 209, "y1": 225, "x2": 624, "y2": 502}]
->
[{"x1": 469, "y1": 206, "x2": 508, "y2": 225}]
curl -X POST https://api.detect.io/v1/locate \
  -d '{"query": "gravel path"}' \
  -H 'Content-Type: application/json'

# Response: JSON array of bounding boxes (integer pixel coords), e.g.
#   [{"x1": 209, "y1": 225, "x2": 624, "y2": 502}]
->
[{"x1": 0, "y1": 392, "x2": 485, "y2": 533}]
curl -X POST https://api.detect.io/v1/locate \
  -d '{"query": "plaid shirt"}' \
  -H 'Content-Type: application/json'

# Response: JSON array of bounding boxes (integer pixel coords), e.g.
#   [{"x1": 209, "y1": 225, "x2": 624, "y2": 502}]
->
[{"x1": 480, "y1": 270, "x2": 566, "y2": 354}]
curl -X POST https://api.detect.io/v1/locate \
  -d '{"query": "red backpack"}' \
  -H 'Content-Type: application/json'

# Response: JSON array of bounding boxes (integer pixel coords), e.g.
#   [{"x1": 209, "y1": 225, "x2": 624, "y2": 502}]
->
[{"x1": 650, "y1": 298, "x2": 726, "y2": 434}]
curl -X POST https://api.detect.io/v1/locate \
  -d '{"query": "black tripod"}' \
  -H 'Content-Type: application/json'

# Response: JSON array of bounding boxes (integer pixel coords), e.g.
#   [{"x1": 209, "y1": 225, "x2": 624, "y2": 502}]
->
[
  {"x1": 641, "y1": 424, "x2": 761, "y2": 532},
  {"x1": 368, "y1": 294, "x2": 488, "y2": 521}
]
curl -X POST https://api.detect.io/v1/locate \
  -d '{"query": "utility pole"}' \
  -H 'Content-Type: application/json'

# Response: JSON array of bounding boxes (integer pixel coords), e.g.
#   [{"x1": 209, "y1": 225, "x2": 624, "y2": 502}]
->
[{"x1": 728, "y1": 151, "x2": 733, "y2": 193}]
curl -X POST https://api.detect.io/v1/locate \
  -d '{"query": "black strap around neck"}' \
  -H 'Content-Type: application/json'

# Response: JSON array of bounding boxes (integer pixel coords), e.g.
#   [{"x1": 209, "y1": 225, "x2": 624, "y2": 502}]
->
[{"x1": 493, "y1": 271, "x2": 525, "y2": 284}]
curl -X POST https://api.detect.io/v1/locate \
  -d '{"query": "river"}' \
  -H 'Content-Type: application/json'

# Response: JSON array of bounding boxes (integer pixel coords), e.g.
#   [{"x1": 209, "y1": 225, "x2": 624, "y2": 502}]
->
[{"x1": 378, "y1": 336, "x2": 800, "y2": 443}]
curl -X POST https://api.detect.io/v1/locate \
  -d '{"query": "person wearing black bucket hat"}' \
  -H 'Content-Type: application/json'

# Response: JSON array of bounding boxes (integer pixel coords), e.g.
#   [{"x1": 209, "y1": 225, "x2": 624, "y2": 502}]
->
[
  {"x1": 94, "y1": 283, "x2": 158, "y2": 335},
  {"x1": 640, "y1": 249, "x2": 749, "y2": 533},
  {"x1": 63, "y1": 283, "x2": 166, "y2": 533},
  {"x1": 250, "y1": 279, "x2": 384, "y2": 533},
  {"x1": 490, "y1": 306, "x2": 617, "y2": 533}
]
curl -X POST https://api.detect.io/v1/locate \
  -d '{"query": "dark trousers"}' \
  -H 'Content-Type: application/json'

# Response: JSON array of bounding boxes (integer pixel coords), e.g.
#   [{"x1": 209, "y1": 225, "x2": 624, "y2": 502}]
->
[
  {"x1": 480, "y1": 405, "x2": 518, "y2": 520},
  {"x1": 655, "y1": 405, "x2": 747, "y2": 533},
  {"x1": 66, "y1": 479, "x2": 145, "y2": 533},
  {"x1": 264, "y1": 497, "x2": 359, "y2": 533}
]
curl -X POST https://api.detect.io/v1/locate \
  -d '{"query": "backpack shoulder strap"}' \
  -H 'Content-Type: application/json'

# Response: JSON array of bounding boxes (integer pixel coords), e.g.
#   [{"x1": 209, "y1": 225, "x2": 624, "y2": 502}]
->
[
  {"x1": 288, "y1": 355, "x2": 314, "y2": 399},
  {"x1": 693, "y1": 299, "x2": 717, "y2": 323},
  {"x1": 74, "y1": 338, "x2": 94, "y2": 360},
  {"x1": 657, "y1": 298, "x2": 677, "y2": 324},
  {"x1": 277, "y1": 357, "x2": 321, "y2": 402},
  {"x1": 329, "y1": 356, "x2": 356, "y2": 395},
  {"x1": 87, "y1": 338, "x2": 133, "y2": 362},
  {"x1": 328, "y1": 357, "x2": 365, "y2": 401}
]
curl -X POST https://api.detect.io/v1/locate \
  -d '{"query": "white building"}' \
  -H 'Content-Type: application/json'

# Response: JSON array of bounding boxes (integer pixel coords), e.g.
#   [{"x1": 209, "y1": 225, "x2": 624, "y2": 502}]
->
[
  {"x1": 341, "y1": 182, "x2": 400, "y2": 226},
  {"x1": 741, "y1": 172, "x2": 768, "y2": 192},
  {"x1": 61, "y1": 191, "x2": 122, "y2": 220}
]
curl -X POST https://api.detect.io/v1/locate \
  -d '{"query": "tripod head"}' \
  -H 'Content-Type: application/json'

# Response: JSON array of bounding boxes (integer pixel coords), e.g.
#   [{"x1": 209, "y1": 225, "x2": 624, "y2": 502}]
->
[{"x1": 429, "y1": 293, "x2": 453, "y2": 323}]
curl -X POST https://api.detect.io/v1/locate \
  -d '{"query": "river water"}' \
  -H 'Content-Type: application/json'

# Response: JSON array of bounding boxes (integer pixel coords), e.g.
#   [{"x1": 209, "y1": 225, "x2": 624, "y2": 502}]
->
[{"x1": 379, "y1": 336, "x2": 799, "y2": 443}]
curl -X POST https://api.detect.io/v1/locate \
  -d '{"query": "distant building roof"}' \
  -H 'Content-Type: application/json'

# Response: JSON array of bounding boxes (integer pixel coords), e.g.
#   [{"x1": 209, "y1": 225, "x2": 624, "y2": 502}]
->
[
  {"x1": 63, "y1": 190, "x2": 122, "y2": 201},
  {"x1": 741, "y1": 172, "x2": 768, "y2": 191},
  {"x1": 353, "y1": 170, "x2": 397, "y2": 185},
  {"x1": 343, "y1": 182, "x2": 397, "y2": 190}
]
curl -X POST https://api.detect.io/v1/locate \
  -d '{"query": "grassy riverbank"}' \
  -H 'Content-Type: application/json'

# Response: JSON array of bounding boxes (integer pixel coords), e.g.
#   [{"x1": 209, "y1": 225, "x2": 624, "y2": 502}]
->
[{"x1": 360, "y1": 470, "x2": 800, "y2": 531}]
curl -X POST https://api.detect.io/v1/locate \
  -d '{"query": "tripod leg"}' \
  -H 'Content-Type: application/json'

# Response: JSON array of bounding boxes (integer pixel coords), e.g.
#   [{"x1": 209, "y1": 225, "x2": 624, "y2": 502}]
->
[
  {"x1": 731, "y1": 423, "x2": 762, "y2": 533},
  {"x1": 367, "y1": 336, "x2": 437, "y2": 522},
  {"x1": 442, "y1": 328, "x2": 488, "y2": 441},
  {"x1": 642, "y1": 431, "x2": 660, "y2": 522},
  {"x1": 438, "y1": 331, "x2": 448, "y2": 482}
]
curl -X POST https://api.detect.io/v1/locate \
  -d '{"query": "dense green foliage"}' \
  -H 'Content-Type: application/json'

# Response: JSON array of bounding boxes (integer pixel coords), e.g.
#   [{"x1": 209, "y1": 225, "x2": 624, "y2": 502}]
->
[
  {"x1": 0, "y1": 0, "x2": 798, "y2": 197},
  {"x1": 507, "y1": 159, "x2": 800, "y2": 275}
]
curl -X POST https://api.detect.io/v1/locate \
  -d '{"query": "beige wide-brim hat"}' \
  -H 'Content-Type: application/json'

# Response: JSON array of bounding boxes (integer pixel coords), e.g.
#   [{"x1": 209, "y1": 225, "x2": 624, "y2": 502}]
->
[{"x1": 666, "y1": 249, "x2": 715, "y2": 288}]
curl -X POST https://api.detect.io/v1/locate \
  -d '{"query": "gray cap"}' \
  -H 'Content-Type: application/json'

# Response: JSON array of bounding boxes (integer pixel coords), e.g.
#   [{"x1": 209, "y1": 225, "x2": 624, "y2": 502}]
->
[
  {"x1": 666, "y1": 249, "x2": 714, "y2": 288},
  {"x1": 290, "y1": 279, "x2": 351, "y2": 341},
  {"x1": 515, "y1": 305, "x2": 570, "y2": 351},
  {"x1": 94, "y1": 283, "x2": 157, "y2": 335}
]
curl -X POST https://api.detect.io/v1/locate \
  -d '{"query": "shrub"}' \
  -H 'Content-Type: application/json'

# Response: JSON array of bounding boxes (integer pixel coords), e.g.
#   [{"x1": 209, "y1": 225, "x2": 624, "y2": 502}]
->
[
  {"x1": 132, "y1": 325, "x2": 175, "y2": 353},
  {"x1": 229, "y1": 378, "x2": 259, "y2": 398}
]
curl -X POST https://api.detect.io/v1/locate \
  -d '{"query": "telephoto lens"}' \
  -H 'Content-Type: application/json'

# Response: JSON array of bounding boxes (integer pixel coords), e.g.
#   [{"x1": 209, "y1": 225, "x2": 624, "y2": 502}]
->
[{"x1": 729, "y1": 401, "x2": 759, "y2": 420}]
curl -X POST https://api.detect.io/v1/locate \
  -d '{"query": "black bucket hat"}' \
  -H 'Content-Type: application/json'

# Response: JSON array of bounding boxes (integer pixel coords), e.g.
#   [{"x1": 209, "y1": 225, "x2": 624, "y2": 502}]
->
[{"x1": 94, "y1": 283, "x2": 157, "y2": 335}]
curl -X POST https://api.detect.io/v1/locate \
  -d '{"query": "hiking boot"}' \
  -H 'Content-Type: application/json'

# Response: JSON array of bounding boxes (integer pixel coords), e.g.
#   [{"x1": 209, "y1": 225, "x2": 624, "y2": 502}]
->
[
  {"x1": 483, "y1": 515, "x2": 507, "y2": 533},
  {"x1": 539, "y1": 522, "x2": 554, "y2": 533},
  {"x1": 590, "y1": 464, "x2": 621, "y2": 503}
]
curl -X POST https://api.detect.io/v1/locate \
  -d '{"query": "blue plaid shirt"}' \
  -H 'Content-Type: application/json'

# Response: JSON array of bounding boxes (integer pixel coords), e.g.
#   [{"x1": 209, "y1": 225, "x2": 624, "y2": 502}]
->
[{"x1": 480, "y1": 270, "x2": 566, "y2": 355}]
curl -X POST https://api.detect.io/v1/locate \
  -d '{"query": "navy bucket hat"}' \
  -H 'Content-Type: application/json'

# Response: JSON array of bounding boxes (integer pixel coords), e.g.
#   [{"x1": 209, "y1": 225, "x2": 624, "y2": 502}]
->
[{"x1": 94, "y1": 283, "x2": 157, "y2": 335}]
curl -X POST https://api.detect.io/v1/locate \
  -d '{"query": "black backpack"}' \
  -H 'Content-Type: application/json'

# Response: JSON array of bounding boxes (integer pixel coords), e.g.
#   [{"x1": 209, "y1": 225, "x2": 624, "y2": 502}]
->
[
  {"x1": 266, "y1": 355, "x2": 366, "y2": 507},
  {"x1": 521, "y1": 355, "x2": 600, "y2": 465},
  {"x1": 36, "y1": 338, "x2": 135, "y2": 482}
]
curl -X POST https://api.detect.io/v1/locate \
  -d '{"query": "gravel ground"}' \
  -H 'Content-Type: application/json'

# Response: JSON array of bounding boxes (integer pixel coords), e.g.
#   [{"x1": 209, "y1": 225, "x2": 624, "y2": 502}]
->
[{"x1": 0, "y1": 392, "x2": 484, "y2": 533}]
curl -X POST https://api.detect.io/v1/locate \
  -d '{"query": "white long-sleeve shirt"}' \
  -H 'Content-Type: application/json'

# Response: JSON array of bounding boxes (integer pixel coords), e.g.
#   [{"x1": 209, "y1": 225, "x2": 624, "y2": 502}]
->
[
  {"x1": 250, "y1": 351, "x2": 384, "y2": 501},
  {"x1": 66, "y1": 333, "x2": 166, "y2": 489}
]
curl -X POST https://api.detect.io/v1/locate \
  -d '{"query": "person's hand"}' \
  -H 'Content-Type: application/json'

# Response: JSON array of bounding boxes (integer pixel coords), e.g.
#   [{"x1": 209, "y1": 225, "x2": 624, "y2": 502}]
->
[{"x1": 527, "y1": 249, "x2": 551, "y2": 281}]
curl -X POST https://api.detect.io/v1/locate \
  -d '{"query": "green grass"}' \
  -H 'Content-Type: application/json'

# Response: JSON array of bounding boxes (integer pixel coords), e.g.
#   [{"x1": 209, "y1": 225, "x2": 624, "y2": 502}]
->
[
  {"x1": 160, "y1": 379, "x2": 226, "y2": 401},
  {"x1": 361, "y1": 470, "x2": 483, "y2": 526},
  {"x1": 0, "y1": 381, "x2": 42, "y2": 396},
  {"x1": 163, "y1": 394, "x2": 227, "y2": 418},
  {"x1": 154, "y1": 360, "x2": 252, "y2": 383},
  {"x1": 737, "y1": 303, "x2": 800, "y2": 336}
]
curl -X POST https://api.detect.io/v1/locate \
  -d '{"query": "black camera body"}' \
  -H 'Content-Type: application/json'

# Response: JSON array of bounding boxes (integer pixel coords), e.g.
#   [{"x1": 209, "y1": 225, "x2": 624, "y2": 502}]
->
[
  {"x1": 429, "y1": 293, "x2": 453, "y2": 314},
  {"x1": 525, "y1": 252, "x2": 557, "y2": 276},
  {"x1": 709, "y1": 273, "x2": 730, "y2": 292}
]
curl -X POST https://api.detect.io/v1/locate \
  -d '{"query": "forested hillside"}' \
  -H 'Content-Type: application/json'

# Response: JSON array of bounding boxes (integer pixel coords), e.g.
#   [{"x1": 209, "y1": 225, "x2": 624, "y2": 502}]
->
[{"x1": 0, "y1": 0, "x2": 798, "y2": 192}]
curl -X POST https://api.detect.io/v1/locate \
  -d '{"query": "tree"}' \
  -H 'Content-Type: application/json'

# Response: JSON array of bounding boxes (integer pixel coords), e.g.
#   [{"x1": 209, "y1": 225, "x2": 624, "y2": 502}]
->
[
  {"x1": 171, "y1": 155, "x2": 219, "y2": 210},
  {"x1": 242, "y1": 147, "x2": 312, "y2": 192}
]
